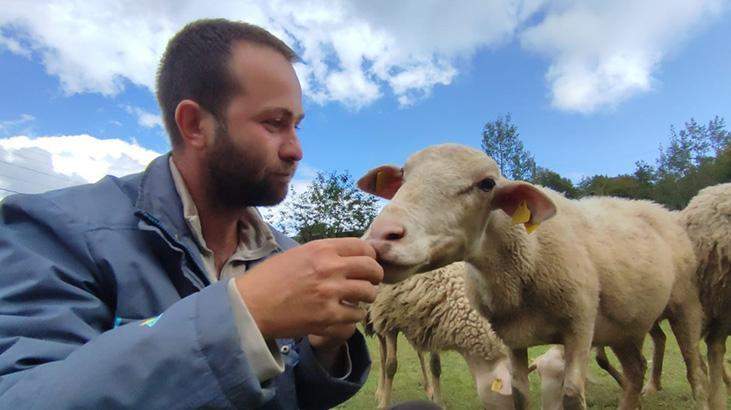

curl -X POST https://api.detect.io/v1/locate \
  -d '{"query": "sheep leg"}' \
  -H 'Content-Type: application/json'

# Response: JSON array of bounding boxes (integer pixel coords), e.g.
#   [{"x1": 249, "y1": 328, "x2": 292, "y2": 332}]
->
[
  {"x1": 415, "y1": 350, "x2": 433, "y2": 400},
  {"x1": 378, "y1": 330, "x2": 399, "y2": 410},
  {"x1": 611, "y1": 341, "x2": 646, "y2": 410},
  {"x1": 706, "y1": 328, "x2": 728, "y2": 410},
  {"x1": 668, "y1": 306, "x2": 709, "y2": 407},
  {"x1": 375, "y1": 332, "x2": 387, "y2": 402},
  {"x1": 509, "y1": 348, "x2": 531, "y2": 410},
  {"x1": 562, "y1": 336, "x2": 591, "y2": 410},
  {"x1": 595, "y1": 346, "x2": 624, "y2": 388},
  {"x1": 642, "y1": 322, "x2": 666, "y2": 395},
  {"x1": 428, "y1": 352, "x2": 444, "y2": 407}
]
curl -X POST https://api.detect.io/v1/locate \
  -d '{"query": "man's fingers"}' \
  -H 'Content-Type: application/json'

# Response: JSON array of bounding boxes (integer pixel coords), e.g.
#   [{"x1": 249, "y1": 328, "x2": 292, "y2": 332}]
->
[
  {"x1": 320, "y1": 237, "x2": 377, "y2": 259},
  {"x1": 339, "y1": 280, "x2": 378, "y2": 304},
  {"x1": 311, "y1": 323, "x2": 357, "y2": 338},
  {"x1": 331, "y1": 302, "x2": 367, "y2": 324},
  {"x1": 341, "y1": 256, "x2": 384, "y2": 284}
]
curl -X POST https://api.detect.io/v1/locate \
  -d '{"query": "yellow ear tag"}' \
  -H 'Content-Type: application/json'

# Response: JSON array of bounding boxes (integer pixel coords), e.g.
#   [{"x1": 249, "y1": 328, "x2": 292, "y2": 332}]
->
[
  {"x1": 511, "y1": 200, "x2": 531, "y2": 225},
  {"x1": 524, "y1": 221, "x2": 540, "y2": 234},
  {"x1": 375, "y1": 171, "x2": 386, "y2": 193},
  {"x1": 491, "y1": 378, "x2": 503, "y2": 392}
]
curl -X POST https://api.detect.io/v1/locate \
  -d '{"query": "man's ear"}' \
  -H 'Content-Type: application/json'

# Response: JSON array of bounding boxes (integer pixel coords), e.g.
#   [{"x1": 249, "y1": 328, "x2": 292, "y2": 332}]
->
[
  {"x1": 174, "y1": 99, "x2": 211, "y2": 150},
  {"x1": 491, "y1": 181, "x2": 556, "y2": 233},
  {"x1": 357, "y1": 165, "x2": 403, "y2": 199}
]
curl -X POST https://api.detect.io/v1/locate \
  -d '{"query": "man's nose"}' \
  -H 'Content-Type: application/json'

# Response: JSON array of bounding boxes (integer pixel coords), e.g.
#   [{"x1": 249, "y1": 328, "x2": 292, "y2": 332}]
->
[{"x1": 280, "y1": 131, "x2": 303, "y2": 162}]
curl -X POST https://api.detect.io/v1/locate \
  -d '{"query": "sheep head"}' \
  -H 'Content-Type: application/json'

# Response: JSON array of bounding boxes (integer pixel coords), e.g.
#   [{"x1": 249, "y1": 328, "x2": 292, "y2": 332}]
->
[{"x1": 360, "y1": 143, "x2": 556, "y2": 283}]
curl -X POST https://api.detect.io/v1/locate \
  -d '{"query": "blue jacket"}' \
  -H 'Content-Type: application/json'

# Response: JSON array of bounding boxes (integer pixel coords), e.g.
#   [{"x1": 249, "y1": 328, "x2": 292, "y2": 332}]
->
[{"x1": 0, "y1": 154, "x2": 370, "y2": 409}]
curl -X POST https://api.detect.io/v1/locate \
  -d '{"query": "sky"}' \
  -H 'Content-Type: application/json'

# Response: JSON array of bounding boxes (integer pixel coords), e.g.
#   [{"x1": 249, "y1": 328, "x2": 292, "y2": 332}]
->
[{"x1": 1, "y1": 0, "x2": 730, "y2": 212}]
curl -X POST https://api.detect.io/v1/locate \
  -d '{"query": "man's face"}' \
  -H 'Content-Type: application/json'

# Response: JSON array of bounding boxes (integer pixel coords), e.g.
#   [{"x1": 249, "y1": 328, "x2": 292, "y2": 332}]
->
[{"x1": 206, "y1": 41, "x2": 303, "y2": 208}]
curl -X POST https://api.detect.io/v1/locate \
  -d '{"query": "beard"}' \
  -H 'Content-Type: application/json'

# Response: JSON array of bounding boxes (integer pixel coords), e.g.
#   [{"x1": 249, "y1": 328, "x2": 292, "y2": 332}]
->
[{"x1": 206, "y1": 123, "x2": 295, "y2": 208}]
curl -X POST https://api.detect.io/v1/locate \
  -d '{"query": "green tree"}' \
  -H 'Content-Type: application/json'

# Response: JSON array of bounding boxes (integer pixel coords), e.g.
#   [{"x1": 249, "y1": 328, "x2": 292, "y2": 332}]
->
[
  {"x1": 481, "y1": 113, "x2": 536, "y2": 181},
  {"x1": 653, "y1": 116, "x2": 731, "y2": 209},
  {"x1": 631, "y1": 160, "x2": 655, "y2": 200},
  {"x1": 707, "y1": 116, "x2": 731, "y2": 156},
  {"x1": 267, "y1": 171, "x2": 380, "y2": 243},
  {"x1": 532, "y1": 167, "x2": 578, "y2": 198}
]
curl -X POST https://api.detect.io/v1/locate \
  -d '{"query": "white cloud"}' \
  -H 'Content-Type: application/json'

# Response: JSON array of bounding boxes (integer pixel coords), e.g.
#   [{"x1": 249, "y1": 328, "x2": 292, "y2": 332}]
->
[
  {"x1": 0, "y1": 0, "x2": 525, "y2": 108},
  {"x1": 0, "y1": 0, "x2": 726, "y2": 112},
  {"x1": 520, "y1": 0, "x2": 725, "y2": 113},
  {"x1": 0, "y1": 33, "x2": 30, "y2": 57},
  {"x1": 124, "y1": 105, "x2": 164, "y2": 129},
  {"x1": 0, "y1": 135, "x2": 160, "y2": 198},
  {"x1": 0, "y1": 114, "x2": 35, "y2": 135}
]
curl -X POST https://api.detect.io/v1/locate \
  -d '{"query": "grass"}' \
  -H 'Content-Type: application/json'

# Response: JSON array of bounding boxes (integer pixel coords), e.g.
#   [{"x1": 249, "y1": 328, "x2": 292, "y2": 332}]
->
[{"x1": 338, "y1": 323, "x2": 730, "y2": 409}]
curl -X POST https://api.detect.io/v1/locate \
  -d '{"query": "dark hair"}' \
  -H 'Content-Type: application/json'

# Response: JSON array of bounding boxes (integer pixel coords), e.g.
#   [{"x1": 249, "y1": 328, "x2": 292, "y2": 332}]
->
[{"x1": 156, "y1": 19, "x2": 298, "y2": 148}]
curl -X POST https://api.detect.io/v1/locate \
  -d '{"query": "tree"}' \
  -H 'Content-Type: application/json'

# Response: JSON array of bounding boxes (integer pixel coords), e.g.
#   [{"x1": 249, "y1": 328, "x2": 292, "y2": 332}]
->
[
  {"x1": 653, "y1": 116, "x2": 731, "y2": 209},
  {"x1": 532, "y1": 167, "x2": 578, "y2": 198},
  {"x1": 707, "y1": 116, "x2": 731, "y2": 156},
  {"x1": 267, "y1": 170, "x2": 380, "y2": 243},
  {"x1": 631, "y1": 160, "x2": 655, "y2": 200},
  {"x1": 481, "y1": 113, "x2": 536, "y2": 181}
]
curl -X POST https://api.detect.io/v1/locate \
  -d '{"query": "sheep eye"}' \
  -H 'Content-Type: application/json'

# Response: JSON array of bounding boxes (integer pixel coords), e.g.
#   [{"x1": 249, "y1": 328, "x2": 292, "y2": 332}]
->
[{"x1": 477, "y1": 178, "x2": 495, "y2": 191}]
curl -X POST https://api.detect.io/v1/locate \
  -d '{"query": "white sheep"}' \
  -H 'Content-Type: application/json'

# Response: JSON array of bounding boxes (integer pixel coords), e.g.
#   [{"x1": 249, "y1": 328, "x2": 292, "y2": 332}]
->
[
  {"x1": 529, "y1": 346, "x2": 566, "y2": 410},
  {"x1": 359, "y1": 143, "x2": 708, "y2": 410},
  {"x1": 367, "y1": 262, "x2": 513, "y2": 409},
  {"x1": 681, "y1": 182, "x2": 731, "y2": 410}
]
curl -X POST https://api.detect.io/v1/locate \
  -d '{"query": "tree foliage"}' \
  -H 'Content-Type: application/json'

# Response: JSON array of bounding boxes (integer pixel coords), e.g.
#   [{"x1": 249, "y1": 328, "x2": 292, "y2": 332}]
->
[
  {"x1": 565, "y1": 116, "x2": 730, "y2": 208},
  {"x1": 531, "y1": 167, "x2": 578, "y2": 198},
  {"x1": 268, "y1": 171, "x2": 380, "y2": 243},
  {"x1": 651, "y1": 117, "x2": 731, "y2": 209},
  {"x1": 481, "y1": 113, "x2": 536, "y2": 180},
  {"x1": 481, "y1": 114, "x2": 730, "y2": 209}
]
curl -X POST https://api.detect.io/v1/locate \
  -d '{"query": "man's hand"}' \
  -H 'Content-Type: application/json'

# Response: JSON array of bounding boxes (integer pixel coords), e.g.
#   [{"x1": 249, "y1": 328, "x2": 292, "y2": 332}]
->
[
  {"x1": 236, "y1": 238, "x2": 383, "y2": 340},
  {"x1": 307, "y1": 325, "x2": 357, "y2": 375}
]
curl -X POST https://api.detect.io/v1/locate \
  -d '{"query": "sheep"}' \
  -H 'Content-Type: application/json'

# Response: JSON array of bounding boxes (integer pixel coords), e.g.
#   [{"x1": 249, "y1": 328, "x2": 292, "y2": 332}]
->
[
  {"x1": 599, "y1": 321, "x2": 730, "y2": 397},
  {"x1": 359, "y1": 143, "x2": 708, "y2": 410},
  {"x1": 529, "y1": 346, "x2": 566, "y2": 410},
  {"x1": 529, "y1": 347, "x2": 627, "y2": 410},
  {"x1": 681, "y1": 182, "x2": 731, "y2": 410},
  {"x1": 530, "y1": 332, "x2": 664, "y2": 410},
  {"x1": 362, "y1": 318, "x2": 442, "y2": 407},
  {"x1": 367, "y1": 261, "x2": 514, "y2": 409},
  {"x1": 367, "y1": 327, "x2": 446, "y2": 408}
]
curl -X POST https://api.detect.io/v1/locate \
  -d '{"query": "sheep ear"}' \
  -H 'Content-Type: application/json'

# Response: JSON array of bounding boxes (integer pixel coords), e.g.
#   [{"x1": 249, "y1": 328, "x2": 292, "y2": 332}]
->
[
  {"x1": 357, "y1": 165, "x2": 403, "y2": 199},
  {"x1": 491, "y1": 182, "x2": 556, "y2": 233},
  {"x1": 488, "y1": 359, "x2": 513, "y2": 396}
]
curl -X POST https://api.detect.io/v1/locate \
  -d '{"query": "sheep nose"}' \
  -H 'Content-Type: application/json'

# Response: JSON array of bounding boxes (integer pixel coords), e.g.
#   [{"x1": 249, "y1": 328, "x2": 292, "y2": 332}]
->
[{"x1": 369, "y1": 218, "x2": 406, "y2": 241}]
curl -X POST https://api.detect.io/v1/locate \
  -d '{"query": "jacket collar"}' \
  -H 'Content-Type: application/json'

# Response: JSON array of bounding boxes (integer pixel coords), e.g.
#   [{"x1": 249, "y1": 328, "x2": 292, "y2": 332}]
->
[{"x1": 135, "y1": 153, "x2": 190, "y2": 239}]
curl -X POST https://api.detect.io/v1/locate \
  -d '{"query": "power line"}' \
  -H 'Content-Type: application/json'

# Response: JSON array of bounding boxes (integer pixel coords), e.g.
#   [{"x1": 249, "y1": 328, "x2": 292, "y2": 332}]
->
[
  {"x1": 0, "y1": 172, "x2": 60, "y2": 191},
  {"x1": 5, "y1": 150, "x2": 52, "y2": 166},
  {"x1": 0, "y1": 187, "x2": 22, "y2": 195},
  {"x1": 0, "y1": 158, "x2": 70, "y2": 181}
]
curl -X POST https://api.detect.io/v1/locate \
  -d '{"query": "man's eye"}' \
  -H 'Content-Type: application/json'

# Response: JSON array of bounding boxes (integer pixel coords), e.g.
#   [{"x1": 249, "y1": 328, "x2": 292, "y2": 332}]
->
[
  {"x1": 263, "y1": 118, "x2": 286, "y2": 130},
  {"x1": 477, "y1": 178, "x2": 496, "y2": 191}
]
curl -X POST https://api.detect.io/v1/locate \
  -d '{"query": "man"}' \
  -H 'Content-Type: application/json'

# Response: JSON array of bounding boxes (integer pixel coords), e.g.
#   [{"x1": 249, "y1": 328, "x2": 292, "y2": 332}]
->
[{"x1": 0, "y1": 19, "x2": 381, "y2": 409}]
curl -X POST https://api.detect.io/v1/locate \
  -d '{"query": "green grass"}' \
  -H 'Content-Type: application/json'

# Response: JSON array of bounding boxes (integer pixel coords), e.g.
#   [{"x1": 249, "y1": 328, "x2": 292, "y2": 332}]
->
[{"x1": 338, "y1": 323, "x2": 730, "y2": 409}]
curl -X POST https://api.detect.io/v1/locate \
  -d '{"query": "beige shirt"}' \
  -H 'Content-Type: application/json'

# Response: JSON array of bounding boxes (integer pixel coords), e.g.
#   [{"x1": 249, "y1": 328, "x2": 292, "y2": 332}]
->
[{"x1": 169, "y1": 158, "x2": 283, "y2": 382}]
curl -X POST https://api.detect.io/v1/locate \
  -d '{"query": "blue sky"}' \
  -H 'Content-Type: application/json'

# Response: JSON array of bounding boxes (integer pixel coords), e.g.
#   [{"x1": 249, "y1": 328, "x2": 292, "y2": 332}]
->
[{"x1": 1, "y1": 1, "x2": 730, "y2": 201}]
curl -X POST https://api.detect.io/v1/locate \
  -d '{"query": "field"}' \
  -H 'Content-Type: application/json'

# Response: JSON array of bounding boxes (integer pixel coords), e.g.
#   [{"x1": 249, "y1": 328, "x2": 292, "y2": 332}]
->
[{"x1": 338, "y1": 323, "x2": 730, "y2": 409}]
